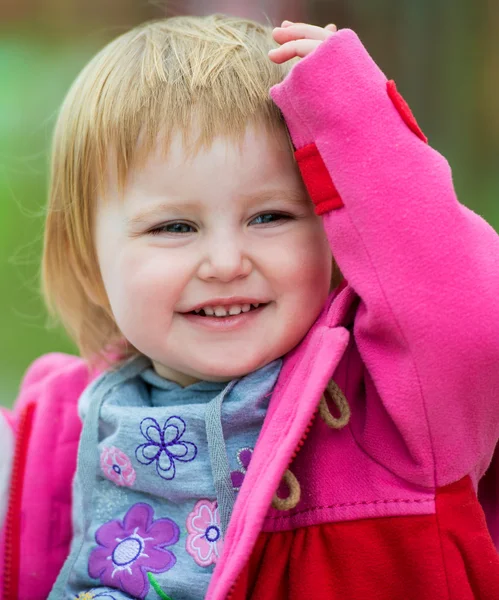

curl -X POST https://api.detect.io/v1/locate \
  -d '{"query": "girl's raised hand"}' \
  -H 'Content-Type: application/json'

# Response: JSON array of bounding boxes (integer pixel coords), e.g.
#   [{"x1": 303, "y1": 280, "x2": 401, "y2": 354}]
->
[{"x1": 268, "y1": 21, "x2": 337, "y2": 64}]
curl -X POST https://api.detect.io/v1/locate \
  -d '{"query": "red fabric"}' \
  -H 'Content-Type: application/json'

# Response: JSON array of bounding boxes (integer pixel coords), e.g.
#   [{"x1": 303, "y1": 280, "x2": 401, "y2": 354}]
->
[
  {"x1": 438, "y1": 476, "x2": 499, "y2": 599},
  {"x1": 229, "y1": 477, "x2": 499, "y2": 599},
  {"x1": 478, "y1": 445, "x2": 499, "y2": 550},
  {"x1": 386, "y1": 80, "x2": 428, "y2": 143},
  {"x1": 295, "y1": 144, "x2": 344, "y2": 214}
]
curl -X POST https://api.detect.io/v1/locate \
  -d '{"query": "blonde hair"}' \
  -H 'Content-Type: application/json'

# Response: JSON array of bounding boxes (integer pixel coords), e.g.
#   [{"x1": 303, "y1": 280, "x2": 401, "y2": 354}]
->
[{"x1": 42, "y1": 14, "x2": 294, "y2": 363}]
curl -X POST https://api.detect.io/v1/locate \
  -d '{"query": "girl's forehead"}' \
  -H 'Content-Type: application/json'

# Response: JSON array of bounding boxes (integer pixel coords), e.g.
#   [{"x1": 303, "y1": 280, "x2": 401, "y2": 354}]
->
[
  {"x1": 124, "y1": 124, "x2": 297, "y2": 191},
  {"x1": 98, "y1": 122, "x2": 299, "y2": 215},
  {"x1": 97, "y1": 132, "x2": 305, "y2": 225}
]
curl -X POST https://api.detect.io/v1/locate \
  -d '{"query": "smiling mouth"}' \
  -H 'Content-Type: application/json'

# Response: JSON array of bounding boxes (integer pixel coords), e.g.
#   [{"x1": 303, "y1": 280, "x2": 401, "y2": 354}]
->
[{"x1": 188, "y1": 304, "x2": 268, "y2": 317}]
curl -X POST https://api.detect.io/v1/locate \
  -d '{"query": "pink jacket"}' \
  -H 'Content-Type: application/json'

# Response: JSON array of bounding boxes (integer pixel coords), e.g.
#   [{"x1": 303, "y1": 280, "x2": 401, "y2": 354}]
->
[{"x1": 2, "y1": 29, "x2": 499, "y2": 600}]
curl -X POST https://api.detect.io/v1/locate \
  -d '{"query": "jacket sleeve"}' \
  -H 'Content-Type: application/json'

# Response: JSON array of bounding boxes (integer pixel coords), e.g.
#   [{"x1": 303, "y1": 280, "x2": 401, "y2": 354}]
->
[
  {"x1": 0, "y1": 353, "x2": 92, "y2": 600},
  {"x1": 0, "y1": 353, "x2": 82, "y2": 534},
  {"x1": 270, "y1": 29, "x2": 499, "y2": 489}
]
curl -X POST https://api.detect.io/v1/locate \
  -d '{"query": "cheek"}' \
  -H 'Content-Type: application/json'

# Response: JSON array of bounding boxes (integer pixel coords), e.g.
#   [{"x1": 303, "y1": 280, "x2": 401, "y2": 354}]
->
[
  {"x1": 100, "y1": 247, "x2": 186, "y2": 324},
  {"x1": 278, "y1": 229, "x2": 332, "y2": 296},
  {"x1": 270, "y1": 229, "x2": 331, "y2": 351}
]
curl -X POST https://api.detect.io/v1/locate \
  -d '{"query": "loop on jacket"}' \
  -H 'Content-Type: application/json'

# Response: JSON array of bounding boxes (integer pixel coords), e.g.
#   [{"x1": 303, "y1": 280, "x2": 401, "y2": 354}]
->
[
  {"x1": 272, "y1": 468, "x2": 301, "y2": 511},
  {"x1": 319, "y1": 379, "x2": 350, "y2": 429},
  {"x1": 271, "y1": 380, "x2": 350, "y2": 512}
]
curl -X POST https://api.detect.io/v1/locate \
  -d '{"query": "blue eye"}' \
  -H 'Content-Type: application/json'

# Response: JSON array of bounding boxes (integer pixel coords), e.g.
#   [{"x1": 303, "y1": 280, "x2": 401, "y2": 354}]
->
[
  {"x1": 147, "y1": 213, "x2": 292, "y2": 236},
  {"x1": 250, "y1": 213, "x2": 291, "y2": 225},
  {"x1": 149, "y1": 222, "x2": 195, "y2": 235}
]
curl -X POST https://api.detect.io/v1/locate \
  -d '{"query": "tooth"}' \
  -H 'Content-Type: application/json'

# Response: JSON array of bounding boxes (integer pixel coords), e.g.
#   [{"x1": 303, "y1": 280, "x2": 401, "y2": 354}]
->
[
  {"x1": 204, "y1": 307, "x2": 215, "y2": 316},
  {"x1": 194, "y1": 309, "x2": 201, "y2": 314},
  {"x1": 228, "y1": 305, "x2": 242, "y2": 315},
  {"x1": 241, "y1": 304, "x2": 251, "y2": 313},
  {"x1": 251, "y1": 303, "x2": 260, "y2": 308},
  {"x1": 214, "y1": 306, "x2": 229, "y2": 317}
]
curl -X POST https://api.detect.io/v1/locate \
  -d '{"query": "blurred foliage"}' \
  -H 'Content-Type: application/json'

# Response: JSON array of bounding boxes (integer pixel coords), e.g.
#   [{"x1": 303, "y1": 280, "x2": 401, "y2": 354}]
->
[
  {"x1": 0, "y1": 1, "x2": 498, "y2": 407},
  {"x1": 0, "y1": 32, "x2": 100, "y2": 405}
]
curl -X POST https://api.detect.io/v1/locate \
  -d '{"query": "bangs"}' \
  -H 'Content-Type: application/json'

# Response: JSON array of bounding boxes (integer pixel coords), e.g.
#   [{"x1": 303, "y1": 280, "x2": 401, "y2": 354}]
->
[{"x1": 66, "y1": 15, "x2": 292, "y2": 194}]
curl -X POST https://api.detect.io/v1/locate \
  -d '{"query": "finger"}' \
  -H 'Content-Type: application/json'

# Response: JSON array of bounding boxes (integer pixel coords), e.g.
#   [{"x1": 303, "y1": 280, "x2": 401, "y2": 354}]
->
[
  {"x1": 272, "y1": 23, "x2": 334, "y2": 45},
  {"x1": 272, "y1": 23, "x2": 333, "y2": 44},
  {"x1": 268, "y1": 39, "x2": 323, "y2": 64},
  {"x1": 282, "y1": 22, "x2": 338, "y2": 33}
]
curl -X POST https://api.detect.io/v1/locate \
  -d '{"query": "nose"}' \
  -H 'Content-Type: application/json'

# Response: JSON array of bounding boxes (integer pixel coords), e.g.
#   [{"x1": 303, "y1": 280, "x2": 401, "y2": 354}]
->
[{"x1": 197, "y1": 234, "x2": 252, "y2": 282}]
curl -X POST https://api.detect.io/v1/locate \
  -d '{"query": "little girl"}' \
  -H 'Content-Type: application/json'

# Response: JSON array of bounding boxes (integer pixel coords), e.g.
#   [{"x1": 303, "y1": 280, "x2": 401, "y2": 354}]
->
[{"x1": 1, "y1": 14, "x2": 499, "y2": 600}]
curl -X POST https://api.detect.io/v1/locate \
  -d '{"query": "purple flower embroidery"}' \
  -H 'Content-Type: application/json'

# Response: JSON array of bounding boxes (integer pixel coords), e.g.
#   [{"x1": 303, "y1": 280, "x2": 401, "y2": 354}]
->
[
  {"x1": 88, "y1": 503, "x2": 179, "y2": 598},
  {"x1": 230, "y1": 447, "x2": 253, "y2": 491},
  {"x1": 186, "y1": 500, "x2": 223, "y2": 567},
  {"x1": 100, "y1": 447, "x2": 136, "y2": 487},
  {"x1": 135, "y1": 416, "x2": 197, "y2": 480}
]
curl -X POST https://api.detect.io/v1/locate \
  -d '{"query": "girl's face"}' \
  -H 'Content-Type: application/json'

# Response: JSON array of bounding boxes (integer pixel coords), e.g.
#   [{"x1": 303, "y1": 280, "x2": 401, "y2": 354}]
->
[{"x1": 95, "y1": 124, "x2": 332, "y2": 385}]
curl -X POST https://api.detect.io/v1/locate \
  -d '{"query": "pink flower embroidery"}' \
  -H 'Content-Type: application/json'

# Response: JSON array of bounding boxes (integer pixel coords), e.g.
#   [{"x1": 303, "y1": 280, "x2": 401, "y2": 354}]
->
[
  {"x1": 186, "y1": 500, "x2": 223, "y2": 567},
  {"x1": 100, "y1": 446, "x2": 136, "y2": 487}
]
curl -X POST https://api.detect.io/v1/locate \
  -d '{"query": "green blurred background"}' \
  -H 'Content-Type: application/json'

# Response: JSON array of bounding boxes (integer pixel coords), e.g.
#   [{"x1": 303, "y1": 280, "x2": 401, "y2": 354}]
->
[{"x1": 1, "y1": 0, "x2": 498, "y2": 407}]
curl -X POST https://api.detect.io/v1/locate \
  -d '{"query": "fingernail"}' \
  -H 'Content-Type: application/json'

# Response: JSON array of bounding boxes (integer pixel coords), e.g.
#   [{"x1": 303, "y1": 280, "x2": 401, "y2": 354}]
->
[{"x1": 282, "y1": 20, "x2": 293, "y2": 26}]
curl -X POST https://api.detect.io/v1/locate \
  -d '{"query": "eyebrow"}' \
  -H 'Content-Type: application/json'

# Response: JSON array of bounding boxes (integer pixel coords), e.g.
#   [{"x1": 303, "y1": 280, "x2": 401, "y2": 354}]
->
[
  {"x1": 127, "y1": 188, "x2": 308, "y2": 228},
  {"x1": 239, "y1": 188, "x2": 307, "y2": 207},
  {"x1": 127, "y1": 202, "x2": 199, "y2": 228}
]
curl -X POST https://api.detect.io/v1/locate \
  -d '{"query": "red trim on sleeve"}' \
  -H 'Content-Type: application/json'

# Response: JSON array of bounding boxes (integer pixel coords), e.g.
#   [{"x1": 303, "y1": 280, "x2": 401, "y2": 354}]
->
[
  {"x1": 2, "y1": 402, "x2": 36, "y2": 600},
  {"x1": 387, "y1": 80, "x2": 428, "y2": 144},
  {"x1": 295, "y1": 144, "x2": 344, "y2": 214}
]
